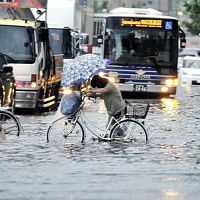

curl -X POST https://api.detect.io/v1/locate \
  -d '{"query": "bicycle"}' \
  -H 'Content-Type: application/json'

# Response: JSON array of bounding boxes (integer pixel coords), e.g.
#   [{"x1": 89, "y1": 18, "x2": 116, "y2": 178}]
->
[
  {"x1": 46, "y1": 92, "x2": 150, "y2": 145},
  {"x1": 0, "y1": 107, "x2": 22, "y2": 137}
]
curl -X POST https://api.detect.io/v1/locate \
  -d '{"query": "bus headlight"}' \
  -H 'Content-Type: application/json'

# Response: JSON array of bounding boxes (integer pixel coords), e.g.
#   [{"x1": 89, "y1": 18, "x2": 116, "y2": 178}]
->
[
  {"x1": 161, "y1": 86, "x2": 169, "y2": 92},
  {"x1": 165, "y1": 79, "x2": 178, "y2": 87}
]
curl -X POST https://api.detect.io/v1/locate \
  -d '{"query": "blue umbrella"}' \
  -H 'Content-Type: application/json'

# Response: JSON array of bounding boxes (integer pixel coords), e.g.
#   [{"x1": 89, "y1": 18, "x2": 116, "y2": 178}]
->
[{"x1": 61, "y1": 54, "x2": 110, "y2": 87}]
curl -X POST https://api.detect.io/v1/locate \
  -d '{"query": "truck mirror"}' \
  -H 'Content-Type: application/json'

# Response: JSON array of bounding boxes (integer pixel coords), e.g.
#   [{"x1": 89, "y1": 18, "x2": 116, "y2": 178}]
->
[
  {"x1": 97, "y1": 35, "x2": 103, "y2": 44},
  {"x1": 3, "y1": 65, "x2": 13, "y2": 73},
  {"x1": 38, "y1": 28, "x2": 49, "y2": 42},
  {"x1": 80, "y1": 33, "x2": 89, "y2": 45},
  {"x1": 71, "y1": 31, "x2": 79, "y2": 39},
  {"x1": 27, "y1": 26, "x2": 34, "y2": 34},
  {"x1": 180, "y1": 38, "x2": 186, "y2": 48}
]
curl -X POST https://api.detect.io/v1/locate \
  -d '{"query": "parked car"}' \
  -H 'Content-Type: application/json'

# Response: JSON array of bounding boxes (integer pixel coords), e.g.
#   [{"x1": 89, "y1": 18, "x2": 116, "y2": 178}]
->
[
  {"x1": 178, "y1": 56, "x2": 184, "y2": 69},
  {"x1": 179, "y1": 56, "x2": 200, "y2": 86},
  {"x1": 0, "y1": 53, "x2": 16, "y2": 110},
  {"x1": 179, "y1": 48, "x2": 200, "y2": 57}
]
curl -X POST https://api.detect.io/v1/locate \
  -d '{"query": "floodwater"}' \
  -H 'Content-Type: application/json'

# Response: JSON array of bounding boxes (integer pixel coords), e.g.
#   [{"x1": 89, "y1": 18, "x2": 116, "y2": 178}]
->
[{"x1": 0, "y1": 85, "x2": 200, "y2": 200}]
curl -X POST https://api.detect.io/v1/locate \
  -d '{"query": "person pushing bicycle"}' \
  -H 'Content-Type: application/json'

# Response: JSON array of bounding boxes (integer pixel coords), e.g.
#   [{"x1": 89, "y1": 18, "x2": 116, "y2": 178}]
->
[{"x1": 87, "y1": 75, "x2": 126, "y2": 130}]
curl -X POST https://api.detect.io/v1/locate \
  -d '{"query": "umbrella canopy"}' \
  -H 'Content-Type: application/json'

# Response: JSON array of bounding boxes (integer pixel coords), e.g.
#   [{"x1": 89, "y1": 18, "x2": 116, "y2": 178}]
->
[{"x1": 61, "y1": 54, "x2": 110, "y2": 87}]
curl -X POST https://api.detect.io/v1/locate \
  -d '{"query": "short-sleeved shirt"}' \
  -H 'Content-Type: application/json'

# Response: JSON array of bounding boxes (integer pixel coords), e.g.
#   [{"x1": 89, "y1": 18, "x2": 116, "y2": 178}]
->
[{"x1": 102, "y1": 82, "x2": 125, "y2": 115}]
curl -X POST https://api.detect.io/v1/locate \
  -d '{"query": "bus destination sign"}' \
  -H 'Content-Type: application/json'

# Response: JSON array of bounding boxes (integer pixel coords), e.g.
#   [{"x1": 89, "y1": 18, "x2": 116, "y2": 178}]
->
[{"x1": 121, "y1": 18, "x2": 162, "y2": 28}]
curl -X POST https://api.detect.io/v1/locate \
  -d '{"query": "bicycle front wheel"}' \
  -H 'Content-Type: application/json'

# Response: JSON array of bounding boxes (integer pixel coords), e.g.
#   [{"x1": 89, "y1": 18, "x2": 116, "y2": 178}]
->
[
  {"x1": 47, "y1": 117, "x2": 85, "y2": 144},
  {"x1": 63, "y1": 119, "x2": 85, "y2": 143},
  {"x1": 110, "y1": 119, "x2": 148, "y2": 144},
  {"x1": 0, "y1": 110, "x2": 21, "y2": 136}
]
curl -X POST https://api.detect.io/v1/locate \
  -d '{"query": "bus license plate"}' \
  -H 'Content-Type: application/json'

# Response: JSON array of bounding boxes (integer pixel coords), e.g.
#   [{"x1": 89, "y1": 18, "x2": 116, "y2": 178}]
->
[{"x1": 133, "y1": 85, "x2": 147, "y2": 92}]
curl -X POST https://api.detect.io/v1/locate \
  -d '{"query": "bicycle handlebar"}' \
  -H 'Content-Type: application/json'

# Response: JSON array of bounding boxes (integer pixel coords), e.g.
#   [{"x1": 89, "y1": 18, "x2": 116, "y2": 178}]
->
[{"x1": 81, "y1": 91, "x2": 97, "y2": 103}]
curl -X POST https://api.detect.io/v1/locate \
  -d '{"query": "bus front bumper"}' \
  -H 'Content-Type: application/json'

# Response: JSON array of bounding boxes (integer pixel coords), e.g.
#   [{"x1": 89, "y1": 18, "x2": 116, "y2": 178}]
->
[{"x1": 117, "y1": 83, "x2": 176, "y2": 95}]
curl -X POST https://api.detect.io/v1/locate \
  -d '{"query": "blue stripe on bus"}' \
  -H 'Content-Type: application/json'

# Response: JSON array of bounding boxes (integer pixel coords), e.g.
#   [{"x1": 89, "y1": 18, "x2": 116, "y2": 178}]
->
[{"x1": 105, "y1": 65, "x2": 176, "y2": 83}]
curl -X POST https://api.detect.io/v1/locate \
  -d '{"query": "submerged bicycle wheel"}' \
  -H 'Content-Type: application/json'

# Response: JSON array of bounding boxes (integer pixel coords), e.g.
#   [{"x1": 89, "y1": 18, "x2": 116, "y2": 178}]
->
[
  {"x1": 0, "y1": 110, "x2": 21, "y2": 136},
  {"x1": 110, "y1": 119, "x2": 148, "y2": 144},
  {"x1": 47, "y1": 117, "x2": 85, "y2": 144}
]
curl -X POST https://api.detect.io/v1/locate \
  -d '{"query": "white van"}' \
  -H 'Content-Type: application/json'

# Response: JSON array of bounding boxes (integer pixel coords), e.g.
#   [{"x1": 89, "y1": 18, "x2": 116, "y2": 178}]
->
[
  {"x1": 179, "y1": 56, "x2": 200, "y2": 86},
  {"x1": 179, "y1": 48, "x2": 200, "y2": 57}
]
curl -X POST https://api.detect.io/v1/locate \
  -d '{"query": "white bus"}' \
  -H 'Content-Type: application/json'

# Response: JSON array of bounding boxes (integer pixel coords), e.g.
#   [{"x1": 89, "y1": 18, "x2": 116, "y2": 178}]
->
[{"x1": 97, "y1": 7, "x2": 186, "y2": 97}]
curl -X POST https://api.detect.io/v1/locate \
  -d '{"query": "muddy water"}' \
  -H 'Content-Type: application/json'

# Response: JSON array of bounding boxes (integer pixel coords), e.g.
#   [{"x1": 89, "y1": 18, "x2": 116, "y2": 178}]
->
[{"x1": 0, "y1": 86, "x2": 200, "y2": 200}]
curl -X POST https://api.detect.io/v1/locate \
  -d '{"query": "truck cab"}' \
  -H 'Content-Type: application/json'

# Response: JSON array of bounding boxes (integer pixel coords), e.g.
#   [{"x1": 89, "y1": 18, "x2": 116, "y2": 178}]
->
[{"x1": 0, "y1": 19, "x2": 63, "y2": 111}]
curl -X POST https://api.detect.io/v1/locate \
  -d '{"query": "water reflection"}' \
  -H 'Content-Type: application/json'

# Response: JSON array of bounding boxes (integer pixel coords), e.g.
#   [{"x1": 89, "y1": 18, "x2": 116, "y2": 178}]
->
[
  {"x1": 161, "y1": 98, "x2": 179, "y2": 112},
  {"x1": 0, "y1": 87, "x2": 200, "y2": 200},
  {"x1": 162, "y1": 189, "x2": 181, "y2": 200}
]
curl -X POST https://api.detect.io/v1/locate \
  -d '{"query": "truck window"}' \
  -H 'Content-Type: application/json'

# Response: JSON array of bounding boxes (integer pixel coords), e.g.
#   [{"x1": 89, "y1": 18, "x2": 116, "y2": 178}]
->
[{"x1": 0, "y1": 25, "x2": 35, "y2": 63}]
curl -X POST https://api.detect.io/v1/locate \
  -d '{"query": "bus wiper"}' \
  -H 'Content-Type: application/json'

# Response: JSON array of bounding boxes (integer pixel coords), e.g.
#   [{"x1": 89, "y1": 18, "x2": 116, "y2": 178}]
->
[{"x1": 2, "y1": 53, "x2": 16, "y2": 63}]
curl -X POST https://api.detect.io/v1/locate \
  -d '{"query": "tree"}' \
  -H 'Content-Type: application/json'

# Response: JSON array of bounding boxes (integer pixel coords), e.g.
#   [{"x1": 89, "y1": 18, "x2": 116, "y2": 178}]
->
[
  {"x1": 183, "y1": 0, "x2": 200, "y2": 35},
  {"x1": 94, "y1": 1, "x2": 108, "y2": 13}
]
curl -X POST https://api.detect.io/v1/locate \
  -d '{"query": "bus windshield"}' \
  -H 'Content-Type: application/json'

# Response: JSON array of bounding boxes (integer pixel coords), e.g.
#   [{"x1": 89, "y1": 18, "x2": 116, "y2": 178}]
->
[
  {"x1": 0, "y1": 25, "x2": 35, "y2": 63},
  {"x1": 104, "y1": 17, "x2": 178, "y2": 68}
]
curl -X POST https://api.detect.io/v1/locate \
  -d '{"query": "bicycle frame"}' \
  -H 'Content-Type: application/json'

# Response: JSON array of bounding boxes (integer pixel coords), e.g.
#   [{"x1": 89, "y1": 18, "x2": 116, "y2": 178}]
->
[
  {"x1": 77, "y1": 108, "x2": 122, "y2": 141},
  {"x1": 47, "y1": 96, "x2": 124, "y2": 142}
]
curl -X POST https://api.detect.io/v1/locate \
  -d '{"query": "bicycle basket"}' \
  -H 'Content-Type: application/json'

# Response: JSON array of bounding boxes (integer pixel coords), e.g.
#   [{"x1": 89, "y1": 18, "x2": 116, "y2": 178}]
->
[{"x1": 125, "y1": 103, "x2": 150, "y2": 119}]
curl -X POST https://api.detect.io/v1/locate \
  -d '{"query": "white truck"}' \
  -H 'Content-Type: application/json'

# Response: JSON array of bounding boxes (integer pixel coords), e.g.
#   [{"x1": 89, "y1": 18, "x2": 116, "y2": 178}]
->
[
  {"x1": 0, "y1": 18, "x2": 63, "y2": 111},
  {"x1": 33, "y1": 0, "x2": 91, "y2": 64},
  {"x1": 32, "y1": 0, "x2": 91, "y2": 98}
]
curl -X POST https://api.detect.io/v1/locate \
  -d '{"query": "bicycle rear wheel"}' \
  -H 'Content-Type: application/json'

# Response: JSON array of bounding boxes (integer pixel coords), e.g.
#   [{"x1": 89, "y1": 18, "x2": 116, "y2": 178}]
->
[
  {"x1": 110, "y1": 119, "x2": 148, "y2": 144},
  {"x1": 0, "y1": 110, "x2": 21, "y2": 136},
  {"x1": 47, "y1": 117, "x2": 85, "y2": 144}
]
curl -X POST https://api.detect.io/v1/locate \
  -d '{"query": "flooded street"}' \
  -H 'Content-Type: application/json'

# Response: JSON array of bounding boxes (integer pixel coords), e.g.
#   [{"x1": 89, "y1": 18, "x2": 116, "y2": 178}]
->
[{"x1": 0, "y1": 85, "x2": 200, "y2": 200}]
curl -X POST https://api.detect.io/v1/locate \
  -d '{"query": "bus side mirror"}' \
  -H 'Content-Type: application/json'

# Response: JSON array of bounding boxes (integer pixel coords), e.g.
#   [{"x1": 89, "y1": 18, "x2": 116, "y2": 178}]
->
[
  {"x1": 180, "y1": 38, "x2": 186, "y2": 48},
  {"x1": 38, "y1": 28, "x2": 49, "y2": 42},
  {"x1": 97, "y1": 35, "x2": 103, "y2": 44},
  {"x1": 179, "y1": 27, "x2": 186, "y2": 48}
]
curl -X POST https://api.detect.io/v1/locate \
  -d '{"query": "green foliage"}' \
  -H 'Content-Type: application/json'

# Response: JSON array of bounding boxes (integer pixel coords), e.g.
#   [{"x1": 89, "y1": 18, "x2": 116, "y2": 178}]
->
[
  {"x1": 132, "y1": 2, "x2": 142, "y2": 8},
  {"x1": 183, "y1": 0, "x2": 200, "y2": 35},
  {"x1": 94, "y1": 1, "x2": 108, "y2": 13}
]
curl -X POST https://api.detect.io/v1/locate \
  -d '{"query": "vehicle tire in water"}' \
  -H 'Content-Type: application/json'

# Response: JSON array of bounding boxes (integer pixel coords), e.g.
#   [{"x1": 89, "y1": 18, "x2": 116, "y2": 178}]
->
[
  {"x1": 0, "y1": 110, "x2": 21, "y2": 136},
  {"x1": 110, "y1": 119, "x2": 148, "y2": 144}
]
